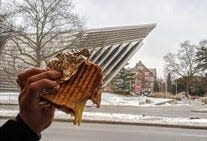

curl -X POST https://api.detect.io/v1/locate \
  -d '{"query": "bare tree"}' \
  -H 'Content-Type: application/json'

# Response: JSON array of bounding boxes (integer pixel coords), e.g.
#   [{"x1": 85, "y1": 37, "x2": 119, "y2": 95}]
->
[
  {"x1": 196, "y1": 40, "x2": 207, "y2": 72},
  {"x1": 163, "y1": 41, "x2": 201, "y2": 94},
  {"x1": 0, "y1": 14, "x2": 7, "y2": 51},
  {"x1": 1, "y1": 0, "x2": 84, "y2": 83},
  {"x1": 0, "y1": 9, "x2": 13, "y2": 52}
]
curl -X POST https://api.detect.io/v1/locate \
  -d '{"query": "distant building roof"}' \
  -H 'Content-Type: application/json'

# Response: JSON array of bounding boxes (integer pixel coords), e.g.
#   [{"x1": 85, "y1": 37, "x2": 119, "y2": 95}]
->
[
  {"x1": 76, "y1": 24, "x2": 156, "y2": 49},
  {"x1": 135, "y1": 60, "x2": 156, "y2": 78}
]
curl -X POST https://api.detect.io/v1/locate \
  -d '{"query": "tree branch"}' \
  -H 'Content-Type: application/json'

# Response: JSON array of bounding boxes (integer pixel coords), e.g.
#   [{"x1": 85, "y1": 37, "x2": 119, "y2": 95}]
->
[{"x1": 1, "y1": 51, "x2": 36, "y2": 66}]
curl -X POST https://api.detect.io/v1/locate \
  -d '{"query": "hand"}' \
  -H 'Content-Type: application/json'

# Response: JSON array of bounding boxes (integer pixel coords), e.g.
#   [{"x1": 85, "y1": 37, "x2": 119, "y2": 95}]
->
[{"x1": 17, "y1": 68, "x2": 61, "y2": 133}]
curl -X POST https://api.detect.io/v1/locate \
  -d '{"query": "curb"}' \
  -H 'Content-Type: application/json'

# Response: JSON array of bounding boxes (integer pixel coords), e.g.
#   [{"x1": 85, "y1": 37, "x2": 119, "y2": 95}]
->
[
  {"x1": 55, "y1": 118, "x2": 207, "y2": 130},
  {"x1": 1, "y1": 115, "x2": 207, "y2": 130},
  {"x1": 191, "y1": 109, "x2": 207, "y2": 113}
]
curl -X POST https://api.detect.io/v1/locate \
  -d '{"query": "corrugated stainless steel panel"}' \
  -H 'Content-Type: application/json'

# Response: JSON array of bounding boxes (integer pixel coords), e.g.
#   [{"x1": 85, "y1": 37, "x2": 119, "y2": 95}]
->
[
  {"x1": 85, "y1": 24, "x2": 156, "y2": 32},
  {"x1": 102, "y1": 42, "x2": 132, "y2": 76},
  {"x1": 76, "y1": 24, "x2": 155, "y2": 49},
  {"x1": 88, "y1": 40, "x2": 141, "y2": 87},
  {"x1": 94, "y1": 45, "x2": 113, "y2": 64},
  {"x1": 91, "y1": 47, "x2": 105, "y2": 63},
  {"x1": 98, "y1": 44, "x2": 120, "y2": 66},
  {"x1": 100, "y1": 43, "x2": 126, "y2": 70},
  {"x1": 103, "y1": 41, "x2": 143, "y2": 87},
  {"x1": 4, "y1": 24, "x2": 156, "y2": 51},
  {"x1": 89, "y1": 47, "x2": 102, "y2": 61},
  {"x1": 0, "y1": 24, "x2": 156, "y2": 91},
  {"x1": 86, "y1": 40, "x2": 141, "y2": 86}
]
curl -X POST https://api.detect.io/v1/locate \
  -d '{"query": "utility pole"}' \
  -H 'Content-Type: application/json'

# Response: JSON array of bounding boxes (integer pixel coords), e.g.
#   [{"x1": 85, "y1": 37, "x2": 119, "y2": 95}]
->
[
  {"x1": 129, "y1": 79, "x2": 131, "y2": 94},
  {"x1": 175, "y1": 79, "x2": 177, "y2": 95}
]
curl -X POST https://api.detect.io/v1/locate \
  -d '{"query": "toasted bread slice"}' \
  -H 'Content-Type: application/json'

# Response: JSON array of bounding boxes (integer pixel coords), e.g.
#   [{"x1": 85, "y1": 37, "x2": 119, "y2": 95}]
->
[{"x1": 42, "y1": 50, "x2": 103, "y2": 125}]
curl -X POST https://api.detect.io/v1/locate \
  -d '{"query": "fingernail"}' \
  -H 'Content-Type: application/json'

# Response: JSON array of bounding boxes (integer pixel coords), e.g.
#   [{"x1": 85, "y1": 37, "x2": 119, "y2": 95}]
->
[
  {"x1": 55, "y1": 84, "x2": 60, "y2": 91},
  {"x1": 48, "y1": 84, "x2": 60, "y2": 94},
  {"x1": 39, "y1": 101, "x2": 47, "y2": 105}
]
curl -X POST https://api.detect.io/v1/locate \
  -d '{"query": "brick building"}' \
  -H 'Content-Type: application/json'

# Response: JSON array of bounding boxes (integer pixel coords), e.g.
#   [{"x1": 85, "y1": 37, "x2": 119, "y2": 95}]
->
[
  {"x1": 133, "y1": 61, "x2": 156, "y2": 94},
  {"x1": 108, "y1": 61, "x2": 156, "y2": 95}
]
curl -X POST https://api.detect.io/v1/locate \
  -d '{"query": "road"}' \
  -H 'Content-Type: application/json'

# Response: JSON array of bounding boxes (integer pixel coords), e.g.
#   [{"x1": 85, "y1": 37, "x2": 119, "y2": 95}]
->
[
  {"x1": 41, "y1": 122, "x2": 207, "y2": 141},
  {"x1": 1, "y1": 120, "x2": 205, "y2": 141},
  {"x1": 85, "y1": 105, "x2": 207, "y2": 118},
  {"x1": 1, "y1": 104, "x2": 207, "y2": 119}
]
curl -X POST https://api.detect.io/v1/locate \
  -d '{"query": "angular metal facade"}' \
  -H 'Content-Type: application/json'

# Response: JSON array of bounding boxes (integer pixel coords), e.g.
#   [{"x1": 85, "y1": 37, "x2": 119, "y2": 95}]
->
[{"x1": 0, "y1": 24, "x2": 156, "y2": 91}]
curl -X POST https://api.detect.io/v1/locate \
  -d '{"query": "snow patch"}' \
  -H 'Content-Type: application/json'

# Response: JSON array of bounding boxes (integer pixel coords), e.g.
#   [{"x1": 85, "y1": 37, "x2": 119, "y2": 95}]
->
[
  {"x1": 0, "y1": 109, "x2": 206, "y2": 127},
  {"x1": 0, "y1": 92, "x2": 186, "y2": 107}
]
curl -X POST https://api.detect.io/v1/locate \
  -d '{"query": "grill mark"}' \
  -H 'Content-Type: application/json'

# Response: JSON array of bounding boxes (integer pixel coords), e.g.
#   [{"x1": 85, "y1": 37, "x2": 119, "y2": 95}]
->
[
  {"x1": 62, "y1": 63, "x2": 86, "y2": 105},
  {"x1": 48, "y1": 60, "x2": 65, "y2": 102},
  {"x1": 80, "y1": 65, "x2": 97, "y2": 101},
  {"x1": 60, "y1": 83, "x2": 70, "y2": 105},
  {"x1": 69, "y1": 62, "x2": 91, "y2": 103},
  {"x1": 78, "y1": 63, "x2": 96, "y2": 100},
  {"x1": 89, "y1": 68, "x2": 102, "y2": 99},
  {"x1": 91, "y1": 79, "x2": 102, "y2": 105},
  {"x1": 63, "y1": 77, "x2": 82, "y2": 106},
  {"x1": 62, "y1": 63, "x2": 87, "y2": 105},
  {"x1": 75, "y1": 65, "x2": 92, "y2": 101},
  {"x1": 89, "y1": 64, "x2": 102, "y2": 92},
  {"x1": 44, "y1": 59, "x2": 103, "y2": 123},
  {"x1": 69, "y1": 63, "x2": 88, "y2": 101},
  {"x1": 89, "y1": 66, "x2": 103, "y2": 106},
  {"x1": 50, "y1": 62, "x2": 85, "y2": 106},
  {"x1": 53, "y1": 81, "x2": 67, "y2": 104},
  {"x1": 61, "y1": 73, "x2": 77, "y2": 105},
  {"x1": 90, "y1": 73, "x2": 99, "y2": 95},
  {"x1": 54, "y1": 84, "x2": 65, "y2": 102}
]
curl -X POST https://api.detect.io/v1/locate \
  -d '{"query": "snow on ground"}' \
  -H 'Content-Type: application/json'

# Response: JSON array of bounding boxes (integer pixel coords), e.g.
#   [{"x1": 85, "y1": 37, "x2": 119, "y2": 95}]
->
[
  {"x1": 111, "y1": 93, "x2": 172, "y2": 105},
  {"x1": 0, "y1": 92, "x2": 204, "y2": 127},
  {"x1": 0, "y1": 92, "x2": 186, "y2": 107},
  {"x1": 87, "y1": 92, "x2": 179, "y2": 106},
  {"x1": 0, "y1": 109, "x2": 206, "y2": 127}
]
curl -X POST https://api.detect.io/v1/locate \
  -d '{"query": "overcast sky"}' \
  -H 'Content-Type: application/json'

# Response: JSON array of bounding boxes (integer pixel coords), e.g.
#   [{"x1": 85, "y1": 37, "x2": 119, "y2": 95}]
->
[{"x1": 73, "y1": 0, "x2": 207, "y2": 77}]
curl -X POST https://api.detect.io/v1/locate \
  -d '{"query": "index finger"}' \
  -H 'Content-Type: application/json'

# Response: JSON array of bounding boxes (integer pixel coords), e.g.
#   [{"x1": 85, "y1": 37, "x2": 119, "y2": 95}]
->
[{"x1": 17, "y1": 68, "x2": 46, "y2": 89}]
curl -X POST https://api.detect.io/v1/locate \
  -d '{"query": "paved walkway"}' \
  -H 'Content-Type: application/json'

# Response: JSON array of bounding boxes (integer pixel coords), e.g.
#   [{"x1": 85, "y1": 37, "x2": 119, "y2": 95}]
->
[{"x1": 1, "y1": 101, "x2": 207, "y2": 119}]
